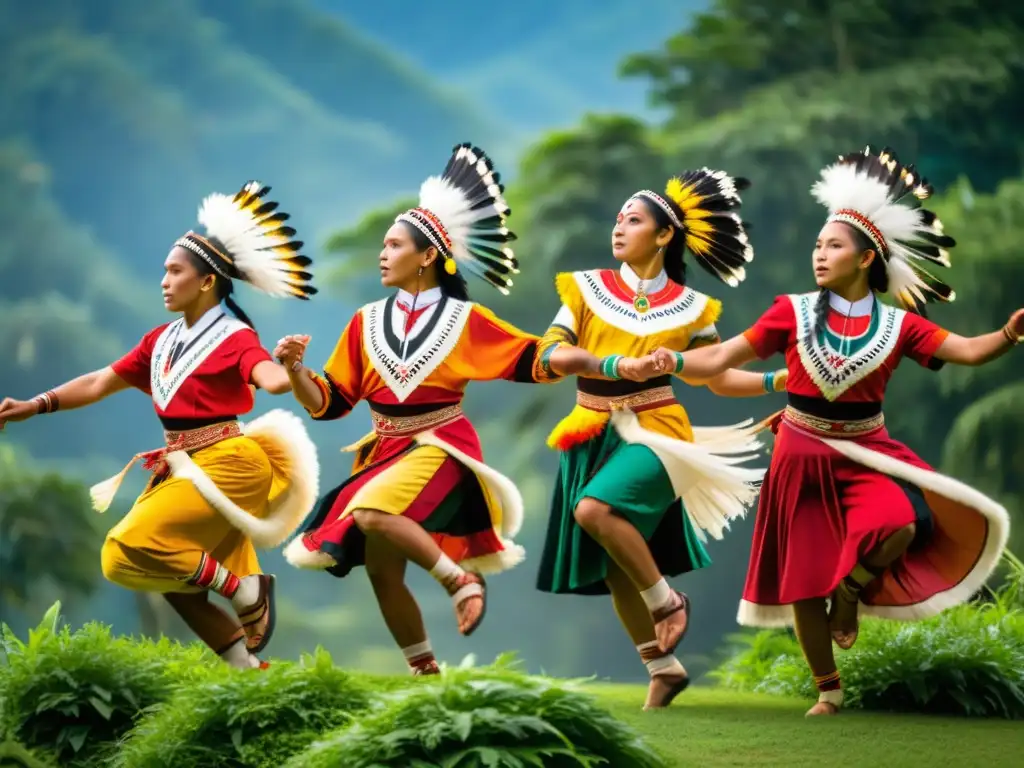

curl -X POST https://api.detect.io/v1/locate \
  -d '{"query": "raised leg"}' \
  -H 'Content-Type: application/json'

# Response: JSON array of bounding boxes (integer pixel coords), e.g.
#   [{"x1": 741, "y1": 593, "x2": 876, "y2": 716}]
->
[
  {"x1": 352, "y1": 508, "x2": 485, "y2": 636},
  {"x1": 605, "y1": 562, "x2": 688, "y2": 709},
  {"x1": 574, "y1": 497, "x2": 689, "y2": 654},
  {"x1": 830, "y1": 523, "x2": 916, "y2": 649},
  {"x1": 101, "y1": 538, "x2": 276, "y2": 654},
  {"x1": 163, "y1": 591, "x2": 264, "y2": 669}
]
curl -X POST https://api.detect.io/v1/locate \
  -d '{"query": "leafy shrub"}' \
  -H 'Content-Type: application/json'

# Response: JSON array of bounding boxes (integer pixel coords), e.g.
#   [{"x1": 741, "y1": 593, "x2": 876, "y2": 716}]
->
[
  {"x1": 287, "y1": 655, "x2": 664, "y2": 768},
  {"x1": 707, "y1": 628, "x2": 802, "y2": 691},
  {"x1": 712, "y1": 554, "x2": 1024, "y2": 719},
  {"x1": 0, "y1": 602, "x2": 213, "y2": 767},
  {"x1": 114, "y1": 648, "x2": 403, "y2": 768}
]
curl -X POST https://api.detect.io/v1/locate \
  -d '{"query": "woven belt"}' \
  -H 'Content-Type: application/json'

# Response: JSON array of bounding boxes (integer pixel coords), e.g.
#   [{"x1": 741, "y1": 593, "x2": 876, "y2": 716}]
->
[
  {"x1": 163, "y1": 421, "x2": 242, "y2": 454},
  {"x1": 783, "y1": 406, "x2": 884, "y2": 437},
  {"x1": 88, "y1": 420, "x2": 242, "y2": 513},
  {"x1": 370, "y1": 404, "x2": 463, "y2": 437},
  {"x1": 576, "y1": 386, "x2": 675, "y2": 413}
]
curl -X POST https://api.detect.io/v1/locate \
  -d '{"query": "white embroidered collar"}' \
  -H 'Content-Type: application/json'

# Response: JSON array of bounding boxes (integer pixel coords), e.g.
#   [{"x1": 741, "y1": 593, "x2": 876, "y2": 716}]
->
[
  {"x1": 396, "y1": 286, "x2": 442, "y2": 309},
  {"x1": 620, "y1": 263, "x2": 668, "y2": 294},
  {"x1": 179, "y1": 305, "x2": 225, "y2": 340},
  {"x1": 828, "y1": 291, "x2": 874, "y2": 318}
]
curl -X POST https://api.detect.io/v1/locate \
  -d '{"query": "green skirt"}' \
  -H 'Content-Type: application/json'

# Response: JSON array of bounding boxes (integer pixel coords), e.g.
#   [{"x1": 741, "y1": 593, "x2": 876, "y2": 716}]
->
[{"x1": 535, "y1": 423, "x2": 712, "y2": 595}]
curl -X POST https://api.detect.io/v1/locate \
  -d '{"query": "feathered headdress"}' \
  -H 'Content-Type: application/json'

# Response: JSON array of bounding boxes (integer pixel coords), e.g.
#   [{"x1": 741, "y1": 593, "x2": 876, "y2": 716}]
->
[
  {"x1": 632, "y1": 170, "x2": 754, "y2": 287},
  {"x1": 174, "y1": 181, "x2": 317, "y2": 300},
  {"x1": 395, "y1": 143, "x2": 518, "y2": 294},
  {"x1": 812, "y1": 146, "x2": 956, "y2": 312}
]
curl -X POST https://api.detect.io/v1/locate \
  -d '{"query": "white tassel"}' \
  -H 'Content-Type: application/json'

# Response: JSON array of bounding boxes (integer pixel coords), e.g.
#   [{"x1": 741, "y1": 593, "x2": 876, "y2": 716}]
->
[{"x1": 88, "y1": 457, "x2": 140, "y2": 513}]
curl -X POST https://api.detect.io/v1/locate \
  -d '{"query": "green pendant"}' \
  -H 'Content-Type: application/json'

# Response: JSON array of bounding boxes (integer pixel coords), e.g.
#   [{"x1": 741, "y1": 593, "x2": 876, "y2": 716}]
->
[{"x1": 633, "y1": 293, "x2": 650, "y2": 313}]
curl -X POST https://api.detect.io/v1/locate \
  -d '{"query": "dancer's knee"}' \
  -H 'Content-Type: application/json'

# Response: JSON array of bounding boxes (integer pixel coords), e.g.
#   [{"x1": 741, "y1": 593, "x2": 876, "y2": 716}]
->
[
  {"x1": 574, "y1": 497, "x2": 609, "y2": 532},
  {"x1": 352, "y1": 507, "x2": 386, "y2": 533},
  {"x1": 893, "y1": 522, "x2": 916, "y2": 548},
  {"x1": 100, "y1": 537, "x2": 141, "y2": 589}
]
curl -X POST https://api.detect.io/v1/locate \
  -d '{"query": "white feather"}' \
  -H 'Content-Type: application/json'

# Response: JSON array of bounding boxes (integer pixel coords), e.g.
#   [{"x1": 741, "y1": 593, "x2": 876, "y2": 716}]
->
[
  {"x1": 812, "y1": 160, "x2": 948, "y2": 307},
  {"x1": 197, "y1": 185, "x2": 301, "y2": 299}
]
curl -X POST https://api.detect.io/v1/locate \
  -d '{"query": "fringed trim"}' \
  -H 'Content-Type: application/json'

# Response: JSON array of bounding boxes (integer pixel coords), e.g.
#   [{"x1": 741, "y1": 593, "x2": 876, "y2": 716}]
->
[
  {"x1": 460, "y1": 540, "x2": 526, "y2": 575},
  {"x1": 282, "y1": 535, "x2": 337, "y2": 570},
  {"x1": 611, "y1": 410, "x2": 765, "y2": 542},
  {"x1": 546, "y1": 406, "x2": 609, "y2": 451},
  {"x1": 819, "y1": 435, "x2": 1009, "y2": 621},
  {"x1": 165, "y1": 409, "x2": 320, "y2": 549},
  {"x1": 737, "y1": 600, "x2": 795, "y2": 627},
  {"x1": 554, "y1": 272, "x2": 584, "y2": 320},
  {"x1": 693, "y1": 295, "x2": 723, "y2": 334}
]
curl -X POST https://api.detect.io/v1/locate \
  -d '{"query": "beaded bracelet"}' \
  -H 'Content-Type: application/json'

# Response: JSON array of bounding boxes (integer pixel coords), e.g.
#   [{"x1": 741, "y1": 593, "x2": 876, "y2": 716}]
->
[
  {"x1": 600, "y1": 354, "x2": 623, "y2": 380},
  {"x1": 673, "y1": 351, "x2": 685, "y2": 374},
  {"x1": 762, "y1": 371, "x2": 775, "y2": 393}
]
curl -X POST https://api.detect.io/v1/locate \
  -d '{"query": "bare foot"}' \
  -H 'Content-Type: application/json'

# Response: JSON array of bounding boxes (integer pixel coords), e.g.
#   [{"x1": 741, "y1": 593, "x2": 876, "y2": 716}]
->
[
  {"x1": 828, "y1": 589, "x2": 859, "y2": 650},
  {"x1": 448, "y1": 572, "x2": 487, "y2": 636},
  {"x1": 652, "y1": 591, "x2": 690, "y2": 654},
  {"x1": 643, "y1": 672, "x2": 690, "y2": 710},
  {"x1": 805, "y1": 701, "x2": 839, "y2": 717}
]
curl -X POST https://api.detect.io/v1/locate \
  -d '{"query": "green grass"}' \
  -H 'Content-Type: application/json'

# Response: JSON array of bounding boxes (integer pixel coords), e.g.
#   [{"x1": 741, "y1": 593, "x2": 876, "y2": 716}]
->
[{"x1": 590, "y1": 683, "x2": 1024, "y2": 768}]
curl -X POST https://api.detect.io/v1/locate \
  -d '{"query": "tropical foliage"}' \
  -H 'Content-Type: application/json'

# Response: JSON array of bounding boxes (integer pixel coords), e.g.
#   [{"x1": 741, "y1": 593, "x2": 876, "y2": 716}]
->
[{"x1": 0, "y1": 606, "x2": 664, "y2": 768}]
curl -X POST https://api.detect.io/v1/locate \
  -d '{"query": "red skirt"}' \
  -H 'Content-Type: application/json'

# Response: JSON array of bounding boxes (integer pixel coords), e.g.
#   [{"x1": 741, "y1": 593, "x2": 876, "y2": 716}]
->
[
  {"x1": 283, "y1": 417, "x2": 523, "y2": 578},
  {"x1": 739, "y1": 415, "x2": 1009, "y2": 626}
]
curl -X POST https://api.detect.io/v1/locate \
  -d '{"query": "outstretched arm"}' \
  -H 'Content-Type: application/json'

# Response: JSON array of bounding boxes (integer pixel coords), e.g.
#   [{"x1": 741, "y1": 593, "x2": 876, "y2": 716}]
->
[
  {"x1": 0, "y1": 366, "x2": 130, "y2": 429},
  {"x1": 698, "y1": 367, "x2": 788, "y2": 397},
  {"x1": 657, "y1": 335, "x2": 761, "y2": 381},
  {"x1": 933, "y1": 310, "x2": 1023, "y2": 366}
]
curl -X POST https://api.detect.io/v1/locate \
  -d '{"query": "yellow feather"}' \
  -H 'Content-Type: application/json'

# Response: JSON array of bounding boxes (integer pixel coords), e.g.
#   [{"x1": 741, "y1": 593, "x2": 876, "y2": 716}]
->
[
  {"x1": 685, "y1": 218, "x2": 715, "y2": 236},
  {"x1": 664, "y1": 177, "x2": 704, "y2": 211}
]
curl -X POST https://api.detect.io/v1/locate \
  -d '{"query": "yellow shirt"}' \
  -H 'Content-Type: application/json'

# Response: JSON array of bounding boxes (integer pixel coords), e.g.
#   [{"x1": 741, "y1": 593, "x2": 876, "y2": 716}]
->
[{"x1": 537, "y1": 264, "x2": 722, "y2": 449}]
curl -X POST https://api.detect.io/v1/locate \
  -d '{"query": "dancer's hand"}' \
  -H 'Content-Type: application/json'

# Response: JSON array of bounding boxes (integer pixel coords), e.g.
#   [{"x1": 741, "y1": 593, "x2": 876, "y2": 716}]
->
[
  {"x1": 274, "y1": 334, "x2": 311, "y2": 372},
  {"x1": 0, "y1": 397, "x2": 39, "y2": 431},
  {"x1": 617, "y1": 355, "x2": 660, "y2": 382},
  {"x1": 651, "y1": 347, "x2": 678, "y2": 374}
]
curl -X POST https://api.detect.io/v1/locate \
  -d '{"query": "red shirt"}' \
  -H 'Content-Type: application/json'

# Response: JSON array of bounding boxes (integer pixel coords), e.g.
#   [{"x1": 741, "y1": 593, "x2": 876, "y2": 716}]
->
[
  {"x1": 112, "y1": 319, "x2": 271, "y2": 420},
  {"x1": 743, "y1": 293, "x2": 949, "y2": 402}
]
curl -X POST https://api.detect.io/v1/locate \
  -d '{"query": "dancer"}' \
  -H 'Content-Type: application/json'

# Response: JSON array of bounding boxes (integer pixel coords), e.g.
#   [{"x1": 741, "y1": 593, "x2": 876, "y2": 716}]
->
[
  {"x1": 534, "y1": 171, "x2": 784, "y2": 710},
  {"x1": 656, "y1": 147, "x2": 1015, "y2": 716},
  {"x1": 277, "y1": 144, "x2": 638, "y2": 677},
  {"x1": 0, "y1": 181, "x2": 321, "y2": 669}
]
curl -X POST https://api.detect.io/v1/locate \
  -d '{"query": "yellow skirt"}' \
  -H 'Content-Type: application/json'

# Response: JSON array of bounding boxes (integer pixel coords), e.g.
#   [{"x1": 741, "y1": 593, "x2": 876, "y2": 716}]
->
[{"x1": 101, "y1": 436, "x2": 274, "y2": 593}]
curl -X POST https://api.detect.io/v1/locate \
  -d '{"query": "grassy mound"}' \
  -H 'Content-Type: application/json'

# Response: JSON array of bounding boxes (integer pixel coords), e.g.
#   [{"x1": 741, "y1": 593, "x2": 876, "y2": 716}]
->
[
  {"x1": 1, "y1": 609, "x2": 663, "y2": 767},
  {"x1": 112, "y1": 647, "x2": 401, "y2": 768},
  {"x1": 0, "y1": 603, "x2": 212, "y2": 767},
  {"x1": 287, "y1": 656, "x2": 664, "y2": 768}
]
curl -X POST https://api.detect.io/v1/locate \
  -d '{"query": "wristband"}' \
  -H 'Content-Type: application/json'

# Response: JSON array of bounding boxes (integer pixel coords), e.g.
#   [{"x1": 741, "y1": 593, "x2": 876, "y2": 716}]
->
[
  {"x1": 673, "y1": 351, "x2": 685, "y2": 374},
  {"x1": 600, "y1": 354, "x2": 623, "y2": 380},
  {"x1": 33, "y1": 390, "x2": 59, "y2": 414},
  {"x1": 762, "y1": 371, "x2": 775, "y2": 393},
  {"x1": 1003, "y1": 325, "x2": 1020, "y2": 345}
]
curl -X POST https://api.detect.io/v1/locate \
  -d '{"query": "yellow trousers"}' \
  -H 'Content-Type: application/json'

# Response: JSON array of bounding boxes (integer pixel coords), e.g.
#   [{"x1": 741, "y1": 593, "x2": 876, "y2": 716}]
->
[{"x1": 101, "y1": 436, "x2": 273, "y2": 593}]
